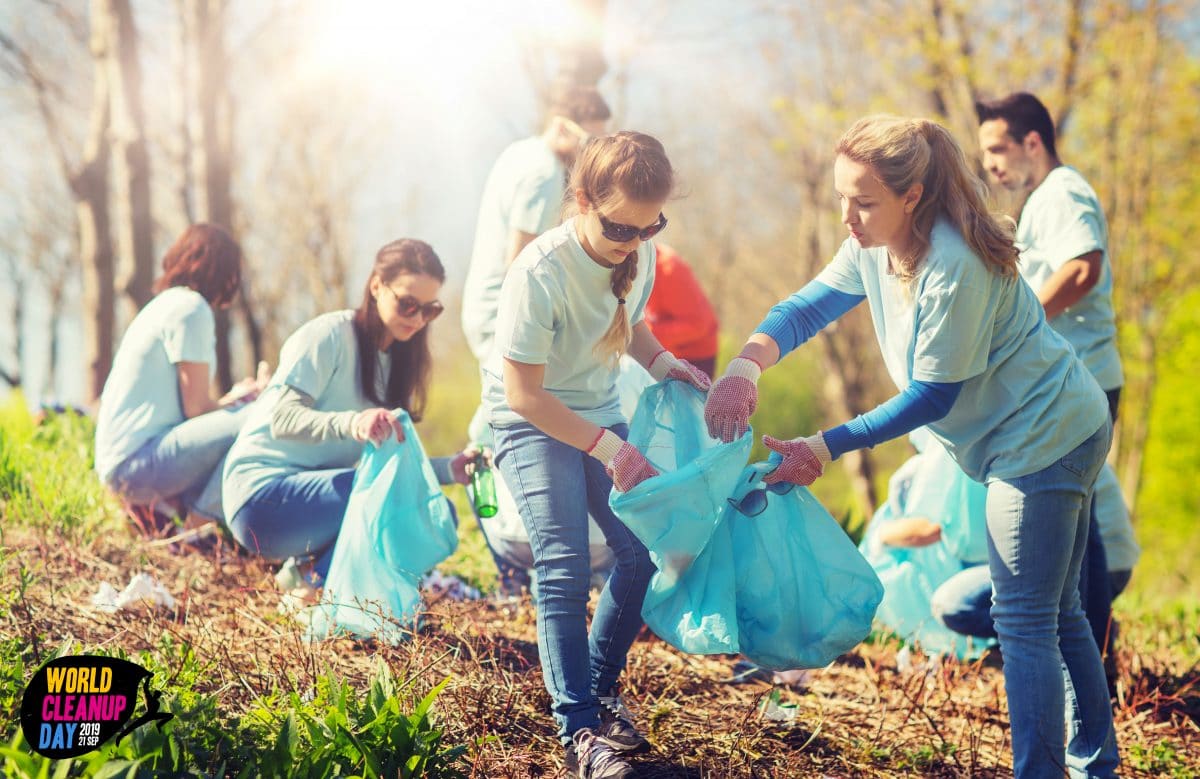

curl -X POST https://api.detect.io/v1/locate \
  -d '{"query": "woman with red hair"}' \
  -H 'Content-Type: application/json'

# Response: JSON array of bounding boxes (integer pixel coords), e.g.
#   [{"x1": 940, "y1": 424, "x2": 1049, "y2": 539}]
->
[{"x1": 95, "y1": 223, "x2": 264, "y2": 529}]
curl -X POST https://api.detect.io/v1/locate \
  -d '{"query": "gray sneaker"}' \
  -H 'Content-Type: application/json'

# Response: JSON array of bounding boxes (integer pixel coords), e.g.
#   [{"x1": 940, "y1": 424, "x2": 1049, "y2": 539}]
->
[
  {"x1": 565, "y1": 727, "x2": 635, "y2": 778},
  {"x1": 596, "y1": 695, "x2": 650, "y2": 755}
]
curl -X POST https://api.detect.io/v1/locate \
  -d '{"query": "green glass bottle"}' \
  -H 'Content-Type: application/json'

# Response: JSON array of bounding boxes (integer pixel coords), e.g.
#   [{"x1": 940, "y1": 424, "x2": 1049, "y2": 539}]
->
[{"x1": 471, "y1": 450, "x2": 498, "y2": 518}]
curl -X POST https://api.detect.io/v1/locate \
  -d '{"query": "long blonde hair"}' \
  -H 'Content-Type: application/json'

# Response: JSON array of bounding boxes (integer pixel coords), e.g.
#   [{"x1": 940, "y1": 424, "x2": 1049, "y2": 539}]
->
[
  {"x1": 567, "y1": 131, "x2": 674, "y2": 367},
  {"x1": 835, "y1": 115, "x2": 1018, "y2": 285}
]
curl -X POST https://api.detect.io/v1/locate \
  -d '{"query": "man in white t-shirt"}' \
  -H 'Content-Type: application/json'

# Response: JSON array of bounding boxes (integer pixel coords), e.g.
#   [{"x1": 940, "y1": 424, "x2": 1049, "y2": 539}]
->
[
  {"x1": 976, "y1": 91, "x2": 1125, "y2": 661},
  {"x1": 462, "y1": 84, "x2": 610, "y2": 444}
]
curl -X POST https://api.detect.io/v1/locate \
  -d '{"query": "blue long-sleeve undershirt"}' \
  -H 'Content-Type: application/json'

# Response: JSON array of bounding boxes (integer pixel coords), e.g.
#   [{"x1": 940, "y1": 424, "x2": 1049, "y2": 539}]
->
[
  {"x1": 753, "y1": 279, "x2": 962, "y2": 460},
  {"x1": 822, "y1": 380, "x2": 961, "y2": 459}
]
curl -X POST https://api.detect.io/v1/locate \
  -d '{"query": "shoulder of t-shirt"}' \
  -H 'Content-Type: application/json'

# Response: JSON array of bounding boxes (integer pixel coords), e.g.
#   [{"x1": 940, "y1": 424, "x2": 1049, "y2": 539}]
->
[
  {"x1": 1037, "y1": 166, "x2": 1103, "y2": 211},
  {"x1": 159, "y1": 286, "x2": 210, "y2": 314},
  {"x1": 923, "y1": 219, "x2": 991, "y2": 288},
  {"x1": 291, "y1": 310, "x2": 355, "y2": 350},
  {"x1": 505, "y1": 136, "x2": 561, "y2": 180},
  {"x1": 511, "y1": 224, "x2": 572, "y2": 278}
]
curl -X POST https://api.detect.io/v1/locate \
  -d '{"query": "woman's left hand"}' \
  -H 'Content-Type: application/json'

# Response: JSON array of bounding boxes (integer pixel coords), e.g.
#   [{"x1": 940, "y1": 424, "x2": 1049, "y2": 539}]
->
[
  {"x1": 762, "y1": 432, "x2": 832, "y2": 487},
  {"x1": 648, "y1": 350, "x2": 712, "y2": 393},
  {"x1": 450, "y1": 445, "x2": 488, "y2": 486}
]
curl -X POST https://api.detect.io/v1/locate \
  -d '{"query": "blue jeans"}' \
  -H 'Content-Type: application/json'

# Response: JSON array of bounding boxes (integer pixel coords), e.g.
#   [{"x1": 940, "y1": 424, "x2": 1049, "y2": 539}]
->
[
  {"x1": 985, "y1": 421, "x2": 1118, "y2": 779},
  {"x1": 492, "y1": 422, "x2": 653, "y2": 744},
  {"x1": 932, "y1": 564, "x2": 1132, "y2": 640},
  {"x1": 228, "y1": 468, "x2": 357, "y2": 581},
  {"x1": 230, "y1": 468, "x2": 461, "y2": 582},
  {"x1": 108, "y1": 405, "x2": 250, "y2": 518}
]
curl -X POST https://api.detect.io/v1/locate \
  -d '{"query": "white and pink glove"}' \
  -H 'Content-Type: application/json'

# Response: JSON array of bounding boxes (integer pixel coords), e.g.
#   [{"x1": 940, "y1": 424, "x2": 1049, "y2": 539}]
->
[
  {"x1": 587, "y1": 429, "x2": 660, "y2": 492},
  {"x1": 762, "y1": 433, "x2": 832, "y2": 487},
  {"x1": 703, "y1": 357, "x2": 761, "y2": 442},
  {"x1": 648, "y1": 349, "x2": 712, "y2": 393}
]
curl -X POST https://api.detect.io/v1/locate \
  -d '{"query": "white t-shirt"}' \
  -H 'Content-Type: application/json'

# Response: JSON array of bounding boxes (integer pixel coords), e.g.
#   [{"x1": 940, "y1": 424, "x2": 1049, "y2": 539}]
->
[
  {"x1": 816, "y1": 218, "x2": 1107, "y2": 482},
  {"x1": 461, "y1": 136, "x2": 566, "y2": 362},
  {"x1": 94, "y1": 287, "x2": 216, "y2": 482},
  {"x1": 222, "y1": 311, "x2": 388, "y2": 519},
  {"x1": 482, "y1": 219, "x2": 657, "y2": 429},
  {"x1": 1017, "y1": 166, "x2": 1123, "y2": 390}
]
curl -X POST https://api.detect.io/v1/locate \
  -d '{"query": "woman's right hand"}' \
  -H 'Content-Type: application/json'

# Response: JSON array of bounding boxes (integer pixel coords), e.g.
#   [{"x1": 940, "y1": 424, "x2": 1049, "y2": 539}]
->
[
  {"x1": 704, "y1": 357, "x2": 762, "y2": 442},
  {"x1": 351, "y1": 408, "x2": 405, "y2": 445}
]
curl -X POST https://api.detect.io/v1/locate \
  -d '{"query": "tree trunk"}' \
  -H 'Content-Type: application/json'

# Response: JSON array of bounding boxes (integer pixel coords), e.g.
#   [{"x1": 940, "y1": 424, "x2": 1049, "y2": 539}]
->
[
  {"x1": 75, "y1": 0, "x2": 115, "y2": 406},
  {"x1": 189, "y1": 0, "x2": 249, "y2": 389},
  {"x1": 107, "y1": 0, "x2": 154, "y2": 321}
]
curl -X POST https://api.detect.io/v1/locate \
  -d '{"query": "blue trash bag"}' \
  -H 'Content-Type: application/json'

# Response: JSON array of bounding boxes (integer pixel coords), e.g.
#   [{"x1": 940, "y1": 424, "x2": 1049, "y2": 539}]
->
[
  {"x1": 306, "y1": 410, "x2": 458, "y2": 643},
  {"x1": 903, "y1": 440, "x2": 989, "y2": 564},
  {"x1": 612, "y1": 381, "x2": 884, "y2": 669},
  {"x1": 859, "y1": 449, "x2": 995, "y2": 660}
]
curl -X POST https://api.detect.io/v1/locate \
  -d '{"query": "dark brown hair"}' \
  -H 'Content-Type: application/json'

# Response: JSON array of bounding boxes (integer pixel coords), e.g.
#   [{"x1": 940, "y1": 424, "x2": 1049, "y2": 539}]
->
[
  {"x1": 353, "y1": 239, "x2": 445, "y2": 420},
  {"x1": 974, "y1": 92, "x2": 1059, "y2": 159},
  {"x1": 153, "y1": 223, "x2": 242, "y2": 307}
]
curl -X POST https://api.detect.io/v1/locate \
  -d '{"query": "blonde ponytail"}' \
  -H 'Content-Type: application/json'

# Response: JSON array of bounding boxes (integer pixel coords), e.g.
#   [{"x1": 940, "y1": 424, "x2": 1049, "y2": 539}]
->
[{"x1": 593, "y1": 256, "x2": 639, "y2": 368}]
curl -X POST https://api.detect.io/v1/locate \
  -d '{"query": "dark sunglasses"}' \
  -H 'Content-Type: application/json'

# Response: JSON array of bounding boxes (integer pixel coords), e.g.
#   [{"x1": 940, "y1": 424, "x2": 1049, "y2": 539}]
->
[
  {"x1": 597, "y1": 211, "x2": 668, "y2": 243},
  {"x1": 387, "y1": 287, "x2": 444, "y2": 321},
  {"x1": 727, "y1": 456, "x2": 793, "y2": 517}
]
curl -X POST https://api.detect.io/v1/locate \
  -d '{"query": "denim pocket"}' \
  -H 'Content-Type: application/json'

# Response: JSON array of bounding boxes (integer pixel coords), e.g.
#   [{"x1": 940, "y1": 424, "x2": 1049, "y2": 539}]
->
[{"x1": 1057, "y1": 423, "x2": 1107, "y2": 478}]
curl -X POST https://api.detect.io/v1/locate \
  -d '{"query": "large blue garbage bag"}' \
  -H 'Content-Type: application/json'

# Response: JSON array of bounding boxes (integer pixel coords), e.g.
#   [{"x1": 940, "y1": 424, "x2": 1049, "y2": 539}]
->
[
  {"x1": 306, "y1": 410, "x2": 458, "y2": 643},
  {"x1": 612, "y1": 381, "x2": 884, "y2": 669},
  {"x1": 859, "y1": 443, "x2": 994, "y2": 659}
]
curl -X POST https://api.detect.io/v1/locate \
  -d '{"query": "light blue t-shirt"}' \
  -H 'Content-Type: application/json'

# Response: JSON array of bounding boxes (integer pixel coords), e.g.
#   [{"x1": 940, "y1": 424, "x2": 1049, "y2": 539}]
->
[
  {"x1": 482, "y1": 219, "x2": 656, "y2": 428},
  {"x1": 1017, "y1": 166, "x2": 1123, "y2": 390},
  {"x1": 462, "y1": 136, "x2": 566, "y2": 361},
  {"x1": 94, "y1": 287, "x2": 216, "y2": 482},
  {"x1": 815, "y1": 219, "x2": 1107, "y2": 482},
  {"x1": 222, "y1": 311, "x2": 389, "y2": 519}
]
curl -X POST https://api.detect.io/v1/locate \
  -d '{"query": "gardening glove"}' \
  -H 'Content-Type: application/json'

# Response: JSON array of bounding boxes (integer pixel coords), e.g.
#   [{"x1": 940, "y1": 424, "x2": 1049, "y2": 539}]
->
[
  {"x1": 587, "y1": 429, "x2": 660, "y2": 493},
  {"x1": 762, "y1": 432, "x2": 832, "y2": 487},
  {"x1": 648, "y1": 349, "x2": 712, "y2": 393},
  {"x1": 704, "y1": 357, "x2": 761, "y2": 442}
]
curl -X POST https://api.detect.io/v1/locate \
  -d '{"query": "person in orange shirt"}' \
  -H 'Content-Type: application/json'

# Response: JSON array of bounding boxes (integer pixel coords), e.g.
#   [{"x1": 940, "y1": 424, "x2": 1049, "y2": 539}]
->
[{"x1": 644, "y1": 244, "x2": 719, "y2": 379}]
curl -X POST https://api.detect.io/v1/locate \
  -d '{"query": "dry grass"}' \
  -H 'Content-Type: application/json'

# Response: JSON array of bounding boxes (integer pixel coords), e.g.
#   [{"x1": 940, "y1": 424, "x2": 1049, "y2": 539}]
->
[{"x1": 1, "y1": 522, "x2": 1197, "y2": 778}]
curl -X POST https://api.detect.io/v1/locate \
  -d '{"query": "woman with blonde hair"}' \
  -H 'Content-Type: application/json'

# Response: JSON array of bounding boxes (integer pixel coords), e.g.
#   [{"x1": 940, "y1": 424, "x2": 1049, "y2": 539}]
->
[
  {"x1": 483, "y1": 131, "x2": 709, "y2": 777},
  {"x1": 705, "y1": 116, "x2": 1118, "y2": 778}
]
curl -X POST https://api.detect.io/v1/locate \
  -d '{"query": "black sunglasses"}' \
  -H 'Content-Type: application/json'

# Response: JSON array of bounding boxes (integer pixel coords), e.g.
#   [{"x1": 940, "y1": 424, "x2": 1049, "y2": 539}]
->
[
  {"x1": 727, "y1": 458, "x2": 794, "y2": 517},
  {"x1": 597, "y1": 211, "x2": 668, "y2": 243},
  {"x1": 387, "y1": 287, "x2": 444, "y2": 321},
  {"x1": 729, "y1": 480, "x2": 794, "y2": 518}
]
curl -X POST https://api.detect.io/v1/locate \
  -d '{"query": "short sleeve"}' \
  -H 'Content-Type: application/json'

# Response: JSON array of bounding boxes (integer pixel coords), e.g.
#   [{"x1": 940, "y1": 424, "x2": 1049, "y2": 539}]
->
[
  {"x1": 630, "y1": 243, "x2": 657, "y2": 326},
  {"x1": 162, "y1": 297, "x2": 216, "y2": 366},
  {"x1": 1029, "y1": 187, "x2": 1105, "y2": 270},
  {"x1": 815, "y1": 239, "x2": 867, "y2": 295},
  {"x1": 277, "y1": 319, "x2": 343, "y2": 401},
  {"x1": 509, "y1": 171, "x2": 563, "y2": 236},
  {"x1": 910, "y1": 282, "x2": 993, "y2": 382},
  {"x1": 499, "y1": 266, "x2": 559, "y2": 365}
]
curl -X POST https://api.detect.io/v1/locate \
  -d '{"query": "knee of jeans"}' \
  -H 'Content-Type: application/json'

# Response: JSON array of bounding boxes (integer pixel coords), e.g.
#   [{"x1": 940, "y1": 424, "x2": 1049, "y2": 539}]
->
[
  {"x1": 534, "y1": 553, "x2": 593, "y2": 599},
  {"x1": 989, "y1": 601, "x2": 1060, "y2": 642},
  {"x1": 228, "y1": 513, "x2": 278, "y2": 560}
]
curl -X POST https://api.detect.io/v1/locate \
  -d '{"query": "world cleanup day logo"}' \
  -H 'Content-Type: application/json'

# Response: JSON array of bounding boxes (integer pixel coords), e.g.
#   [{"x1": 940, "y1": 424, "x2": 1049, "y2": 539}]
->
[{"x1": 19, "y1": 655, "x2": 174, "y2": 758}]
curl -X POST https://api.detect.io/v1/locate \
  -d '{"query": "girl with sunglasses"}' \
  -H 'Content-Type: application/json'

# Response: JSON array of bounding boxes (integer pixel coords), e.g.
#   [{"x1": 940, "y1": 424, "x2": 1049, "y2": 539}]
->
[
  {"x1": 483, "y1": 131, "x2": 709, "y2": 778},
  {"x1": 705, "y1": 116, "x2": 1117, "y2": 778},
  {"x1": 222, "y1": 239, "x2": 476, "y2": 604}
]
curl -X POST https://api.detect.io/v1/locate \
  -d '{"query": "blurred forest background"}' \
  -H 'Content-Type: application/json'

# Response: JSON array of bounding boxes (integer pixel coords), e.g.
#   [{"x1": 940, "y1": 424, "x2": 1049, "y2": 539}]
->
[{"x1": 1, "y1": 0, "x2": 1197, "y2": 611}]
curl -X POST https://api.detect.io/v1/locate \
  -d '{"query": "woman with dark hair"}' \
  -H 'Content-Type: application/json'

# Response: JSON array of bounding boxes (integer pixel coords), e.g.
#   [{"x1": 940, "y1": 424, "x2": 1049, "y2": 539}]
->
[
  {"x1": 95, "y1": 223, "x2": 264, "y2": 528},
  {"x1": 221, "y1": 238, "x2": 474, "y2": 602}
]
